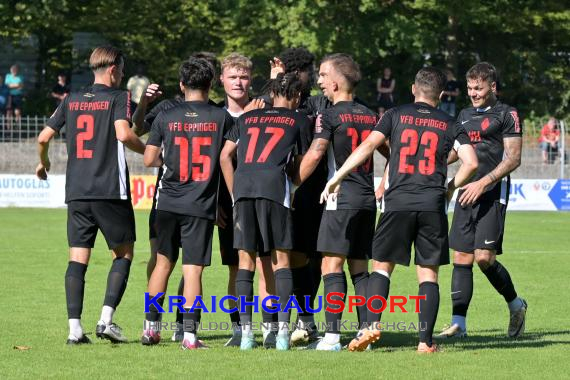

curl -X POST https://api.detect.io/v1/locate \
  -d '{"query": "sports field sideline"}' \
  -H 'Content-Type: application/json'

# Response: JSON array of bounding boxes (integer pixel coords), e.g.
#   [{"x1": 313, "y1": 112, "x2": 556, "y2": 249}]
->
[{"x1": 1, "y1": 209, "x2": 568, "y2": 378}]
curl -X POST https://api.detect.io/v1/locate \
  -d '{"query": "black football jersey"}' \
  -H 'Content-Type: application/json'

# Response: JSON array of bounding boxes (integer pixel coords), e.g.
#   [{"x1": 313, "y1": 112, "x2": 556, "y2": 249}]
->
[
  {"x1": 226, "y1": 107, "x2": 312, "y2": 207},
  {"x1": 376, "y1": 102, "x2": 470, "y2": 212},
  {"x1": 316, "y1": 101, "x2": 378, "y2": 210},
  {"x1": 47, "y1": 84, "x2": 132, "y2": 203},
  {"x1": 457, "y1": 101, "x2": 522, "y2": 203},
  {"x1": 146, "y1": 101, "x2": 234, "y2": 219}
]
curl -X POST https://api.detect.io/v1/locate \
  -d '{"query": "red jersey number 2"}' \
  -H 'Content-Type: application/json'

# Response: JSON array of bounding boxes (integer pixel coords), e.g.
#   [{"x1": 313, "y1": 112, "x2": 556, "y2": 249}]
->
[
  {"x1": 76, "y1": 114, "x2": 94, "y2": 159},
  {"x1": 174, "y1": 136, "x2": 212, "y2": 182}
]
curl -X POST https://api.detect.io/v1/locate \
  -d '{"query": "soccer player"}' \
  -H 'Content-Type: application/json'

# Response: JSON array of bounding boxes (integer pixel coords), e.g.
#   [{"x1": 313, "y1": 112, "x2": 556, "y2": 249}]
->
[
  {"x1": 141, "y1": 57, "x2": 234, "y2": 349},
  {"x1": 132, "y1": 52, "x2": 218, "y2": 342},
  {"x1": 36, "y1": 46, "x2": 146, "y2": 344},
  {"x1": 217, "y1": 53, "x2": 278, "y2": 347},
  {"x1": 321, "y1": 67, "x2": 478, "y2": 353},
  {"x1": 220, "y1": 73, "x2": 312, "y2": 350},
  {"x1": 438, "y1": 62, "x2": 527, "y2": 339},
  {"x1": 296, "y1": 53, "x2": 377, "y2": 351}
]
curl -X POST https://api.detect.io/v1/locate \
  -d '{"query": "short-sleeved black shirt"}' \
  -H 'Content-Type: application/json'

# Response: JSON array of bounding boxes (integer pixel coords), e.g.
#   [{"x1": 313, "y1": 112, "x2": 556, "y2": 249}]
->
[
  {"x1": 146, "y1": 101, "x2": 234, "y2": 219},
  {"x1": 315, "y1": 100, "x2": 378, "y2": 210},
  {"x1": 47, "y1": 84, "x2": 132, "y2": 203},
  {"x1": 375, "y1": 102, "x2": 470, "y2": 212},
  {"x1": 456, "y1": 101, "x2": 522, "y2": 203},
  {"x1": 226, "y1": 107, "x2": 312, "y2": 208}
]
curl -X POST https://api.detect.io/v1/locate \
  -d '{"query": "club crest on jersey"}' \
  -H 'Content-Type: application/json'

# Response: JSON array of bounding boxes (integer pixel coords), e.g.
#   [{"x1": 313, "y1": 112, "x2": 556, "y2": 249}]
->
[
  {"x1": 315, "y1": 114, "x2": 323, "y2": 133},
  {"x1": 481, "y1": 117, "x2": 490, "y2": 131},
  {"x1": 185, "y1": 112, "x2": 198, "y2": 118},
  {"x1": 83, "y1": 93, "x2": 95, "y2": 98},
  {"x1": 510, "y1": 111, "x2": 520, "y2": 133}
]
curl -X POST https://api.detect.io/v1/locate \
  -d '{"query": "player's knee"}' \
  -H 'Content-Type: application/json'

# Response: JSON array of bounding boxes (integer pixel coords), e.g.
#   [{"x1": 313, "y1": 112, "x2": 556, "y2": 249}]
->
[
  {"x1": 474, "y1": 251, "x2": 495, "y2": 270},
  {"x1": 454, "y1": 251, "x2": 474, "y2": 265}
]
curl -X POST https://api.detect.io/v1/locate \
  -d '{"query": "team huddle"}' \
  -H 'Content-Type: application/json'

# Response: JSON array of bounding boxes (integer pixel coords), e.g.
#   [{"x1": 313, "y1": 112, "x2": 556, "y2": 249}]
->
[{"x1": 36, "y1": 45, "x2": 527, "y2": 353}]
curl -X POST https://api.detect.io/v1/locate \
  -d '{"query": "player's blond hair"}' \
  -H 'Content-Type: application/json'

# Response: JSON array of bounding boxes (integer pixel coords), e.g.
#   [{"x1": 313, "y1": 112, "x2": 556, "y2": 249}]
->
[
  {"x1": 221, "y1": 53, "x2": 252, "y2": 74},
  {"x1": 89, "y1": 46, "x2": 124, "y2": 72}
]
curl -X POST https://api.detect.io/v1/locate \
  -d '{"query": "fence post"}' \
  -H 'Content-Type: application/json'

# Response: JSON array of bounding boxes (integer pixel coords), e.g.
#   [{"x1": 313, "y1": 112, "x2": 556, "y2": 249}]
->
[{"x1": 560, "y1": 120, "x2": 566, "y2": 179}]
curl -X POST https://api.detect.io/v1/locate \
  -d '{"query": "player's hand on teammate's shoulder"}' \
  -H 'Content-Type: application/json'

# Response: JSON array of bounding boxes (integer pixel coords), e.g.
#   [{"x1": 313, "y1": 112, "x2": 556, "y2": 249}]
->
[
  {"x1": 244, "y1": 98, "x2": 265, "y2": 112},
  {"x1": 36, "y1": 161, "x2": 50, "y2": 180},
  {"x1": 269, "y1": 57, "x2": 285, "y2": 79}
]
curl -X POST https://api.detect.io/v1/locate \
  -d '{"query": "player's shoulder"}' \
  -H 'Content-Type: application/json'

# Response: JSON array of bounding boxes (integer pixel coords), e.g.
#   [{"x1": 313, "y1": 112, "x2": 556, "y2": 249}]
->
[
  {"x1": 304, "y1": 94, "x2": 331, "y2": 115},
  {"x1": 457, "y1": 106, "x2": 476, "y2": 121}
]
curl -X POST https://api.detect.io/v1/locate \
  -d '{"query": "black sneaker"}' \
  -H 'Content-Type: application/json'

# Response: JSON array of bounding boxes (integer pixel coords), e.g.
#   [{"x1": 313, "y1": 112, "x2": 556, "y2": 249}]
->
[{"x1": 67, "y1": 334, "x2": 92, "y2": 345}]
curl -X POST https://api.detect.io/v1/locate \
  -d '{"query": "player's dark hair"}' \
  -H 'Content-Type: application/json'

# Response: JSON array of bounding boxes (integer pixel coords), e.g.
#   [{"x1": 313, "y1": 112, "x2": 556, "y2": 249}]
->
[
  {"x1": 179, "y1": 57, "x2": 214, "y2": 91},
  {"x1": 89, "y1": 46, "x2": 124, "y2": 71},
  {"x1": 190, "y1": 51, "x2": 219, "y2": 78},
  {"x1": 321, "y1": 53, "x2": 361, "y2": 91},
  {"x1": 265, "y1": 72, "x2": 303, "y2": 101},
  {"x1": 279, "y1": 47, "x2": 315, "y2": 73},
  {"x1": 414, "y1": 67, "x2": 447, "y2": 100},
  {"x1": 466, "y1": 62, "x2": 498, "y2": 85}
]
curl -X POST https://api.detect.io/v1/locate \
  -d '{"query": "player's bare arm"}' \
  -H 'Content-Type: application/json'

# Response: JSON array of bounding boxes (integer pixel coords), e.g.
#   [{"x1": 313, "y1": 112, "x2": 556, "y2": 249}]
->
[
  {"x1": 320, "y1": 130, "x2": 386, "y2": 203},
  {"x1": 447, "y1": 143, "x2": 478, "y2": 202},
  {"x1": 295, "y1": 137, "x2": 329, "y2": 185},
  {"x1": 115, "y1": 120, "x2": 146, "y2": 154},
  {"x1": 132, "y1": 84, "x2": 162, "y2": 136},
  {"x1": 459, "y1": 136, "x2": 521, "y2": 206},
  {"x1": 36, "y1": 127, "x2": 57, "y2": 180},
  {"x1": 143, "y1": 145, "x2": 163, "y2": 167},
  {"x1": 447, "y1": 148, "x2": 459, "y2": 164},
  {"x1": 220, "y1": 140, "x2": 238, "y2": 200}
]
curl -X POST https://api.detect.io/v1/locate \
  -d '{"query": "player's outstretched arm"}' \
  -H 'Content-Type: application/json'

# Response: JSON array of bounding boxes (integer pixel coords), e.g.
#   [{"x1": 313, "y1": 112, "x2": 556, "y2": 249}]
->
[
  {"x1": 448, "y1": 144, "x2": 478, "y2": 202},
  {"x1": 143, "y1": 145, "x2": 163, "y2": 167},
  {"x1": 458, "y1": 136, "x2": 521, "y2": 206},
  {"x1": 36, "y1": 127, "x2": 56, "y2": 180},
  {"x1": 320, "y1": 130, "x2": 386, "y2": 203},
  {"x1": 295, "y1": 138, "x2": 329, "y2": 185},
  {"x1": 220, "y1": 140, "x2": 238, "y2": 201},
  {"x1": 115, "y1": 120, "x2": 146, "y2": 154},
  {"x1": 133, "y1": 84, "x2": 162, "y2": 137}
]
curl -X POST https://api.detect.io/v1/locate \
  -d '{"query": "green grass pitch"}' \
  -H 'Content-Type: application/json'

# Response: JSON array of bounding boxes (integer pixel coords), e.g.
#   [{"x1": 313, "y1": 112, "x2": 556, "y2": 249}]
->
[{"x1": 1, "y1": 209, "x2": 569, "y2": 379}]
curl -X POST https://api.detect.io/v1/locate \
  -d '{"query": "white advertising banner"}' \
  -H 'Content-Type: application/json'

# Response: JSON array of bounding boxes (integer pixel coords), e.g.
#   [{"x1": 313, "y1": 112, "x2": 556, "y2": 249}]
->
[
  {"x1": 0, "y1": 175, "x2": 566, "y2": 211},
  {"x1": 0, "y1": 174, "x2": 66, "y2": 208}
]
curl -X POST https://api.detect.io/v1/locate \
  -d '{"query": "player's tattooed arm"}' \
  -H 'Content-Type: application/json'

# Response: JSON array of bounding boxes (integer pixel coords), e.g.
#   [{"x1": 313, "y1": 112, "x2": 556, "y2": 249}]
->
[
  {"x1": 220, "y1": 140, "x2": 238, "y2": 201},
  {"x1": 458, "y1": 137, "x2": 520, "y2": 206},
  {"x1": 485, "y1": 136, "x2": 522, "y2": 184},
  {"x1": 36, "y1": 127, "x2": 57, "y2": 180},
  {"x1": 295, "y1": 138, "x2": 329, "y2": 185},
  {"x1": 133, "y1": 84, "x2": 162, "y2": 136}
]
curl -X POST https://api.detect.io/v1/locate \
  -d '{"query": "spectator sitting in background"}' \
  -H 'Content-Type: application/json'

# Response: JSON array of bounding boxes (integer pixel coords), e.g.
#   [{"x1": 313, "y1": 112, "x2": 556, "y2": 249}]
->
[
  {"x1": 126, "y1": 65, "x2": 150, "y2": 104},
  {"x1": 440, "y1": 69, "x2": 460, "y2": 117},
  {"x1": 51, "y1": 73, "x2": 70, "y2": 106},
  {"x1": 539, "y1": 117, "x2": 560, "y2": 164},
  {"x1": 5, "y1": 64, "x2": 24, "y2": 125}
]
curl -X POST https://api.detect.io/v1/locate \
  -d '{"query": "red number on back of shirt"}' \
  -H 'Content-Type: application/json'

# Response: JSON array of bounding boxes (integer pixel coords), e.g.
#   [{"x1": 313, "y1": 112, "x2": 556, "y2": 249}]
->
[
  {"x1": 174, "y1": 136, "x2": 212, "y2": 182},
  {"x1": 347, "y1": 128, "x2": 372, "y2": 172},
  {"x1": 398, "y1": 129, "x2": 438, "y2": 175},
  {"x1": 245, "y1": 127, "x2": 285, "y2": 163},
  {"x1": 76, "y1": 114, "x2": 94, "y2": 159}
]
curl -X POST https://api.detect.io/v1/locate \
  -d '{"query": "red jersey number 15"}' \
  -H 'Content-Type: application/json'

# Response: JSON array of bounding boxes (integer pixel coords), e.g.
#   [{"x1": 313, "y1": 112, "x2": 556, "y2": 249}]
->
[{"x1": 174, "y1": 136, "x2": 212, "y2": 182}]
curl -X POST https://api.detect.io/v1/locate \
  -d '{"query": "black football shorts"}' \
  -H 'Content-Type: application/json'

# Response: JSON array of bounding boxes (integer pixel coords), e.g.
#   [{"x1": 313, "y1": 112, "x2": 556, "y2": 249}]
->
[
  {"x1": 233, "y1": 198, "x2": 294, "y2": 252},
  {"x1": 67, "y1": 200, "x2": 136, "y2": 250},
  {"x1": 372, "y1": 211, "x2": 449, "y2": 266},
  {"x1": 317, "y1": 209, "x2": 376, "y2": 259},
  {"x1": 449, "y1": 200, "x2": 507, "y2": 254},
  {"x1": 155, "y1": 210, "x2": 214, "y2": 266}
]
